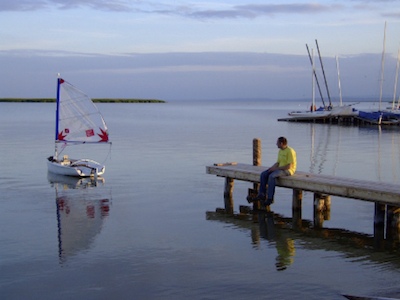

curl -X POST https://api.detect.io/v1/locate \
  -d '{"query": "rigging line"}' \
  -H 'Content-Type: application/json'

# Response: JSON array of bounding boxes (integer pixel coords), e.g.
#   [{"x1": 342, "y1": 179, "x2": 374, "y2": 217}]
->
[
  {"x1": 379, "y1": 21, "x2": 387, "y2": 111},
  {"x1": 101, "y1": 142, "x2": 113, "y2": 165},
  {"x1": 336, "y1": 56, "x2": 343, "y2": 106},
  {"x1": 392, "y1": 44, "x2": 400, "y2": 110},
  {"x1": 315, "y1": 39, "x2": 332, "y2": 107},
  {"x1": 306, "y1": 44, "x2": 325, "y2": 107}
]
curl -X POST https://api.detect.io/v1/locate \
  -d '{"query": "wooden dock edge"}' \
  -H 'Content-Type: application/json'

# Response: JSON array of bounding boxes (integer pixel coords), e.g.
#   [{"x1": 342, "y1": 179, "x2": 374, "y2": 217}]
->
[{"x1": 206, "y1": 163, "x2": 400, "y2": 205}]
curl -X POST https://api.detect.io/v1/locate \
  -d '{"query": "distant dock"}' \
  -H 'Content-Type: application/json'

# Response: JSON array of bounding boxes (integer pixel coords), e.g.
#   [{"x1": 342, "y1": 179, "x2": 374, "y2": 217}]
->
[{"x1": 278, "y1": 115, "x2": 400, "y2": 125}]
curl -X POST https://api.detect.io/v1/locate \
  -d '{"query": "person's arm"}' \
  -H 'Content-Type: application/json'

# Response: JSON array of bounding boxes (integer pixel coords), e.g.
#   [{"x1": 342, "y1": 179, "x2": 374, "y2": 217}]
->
[
  {"x1": 267, "y1": 162, "x2": 279, "y2": 171},
  {"x1": 268, "y1": 163, "x2": 293, "y2": 172}
]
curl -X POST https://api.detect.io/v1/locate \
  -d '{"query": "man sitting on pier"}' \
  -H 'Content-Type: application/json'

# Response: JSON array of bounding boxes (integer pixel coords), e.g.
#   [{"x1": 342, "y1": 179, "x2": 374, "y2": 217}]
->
[{"x1": 248, "y1": 136, "x2": 297, "y2": 206}]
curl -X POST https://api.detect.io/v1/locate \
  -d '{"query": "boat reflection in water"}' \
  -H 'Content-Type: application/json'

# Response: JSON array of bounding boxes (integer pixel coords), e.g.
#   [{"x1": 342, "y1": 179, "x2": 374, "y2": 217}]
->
[{"x1": 48, "y1": 172, "x2": 111, "y2": 263}]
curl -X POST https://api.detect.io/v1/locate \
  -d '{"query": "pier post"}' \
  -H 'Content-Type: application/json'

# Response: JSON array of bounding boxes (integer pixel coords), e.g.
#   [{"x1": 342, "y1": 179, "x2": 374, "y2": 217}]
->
[
  {"x1": 252, "y1": 138, "x2": 261, "y2": 210},
  {"x1": 374, "y1": 203, "x2": 386, "y2": 249},
  {"x1": 374, "y1": 203, "x2": 386, "y2": 226},
  {"x1": 313, "y1": 193, "x2": 330, "y2": 228},
  {"x1": 324, "y1": 196, "x2": 331, "y2": 220},
  {"x1": 224, "y1": 177, "x2": 234, "y2": 214},
  {"x1": 386, "y1": 205, "x2": 400, "y2": 240},
  {"x1": 292, "y1": 189, "x2": 302, "y2": 228}
]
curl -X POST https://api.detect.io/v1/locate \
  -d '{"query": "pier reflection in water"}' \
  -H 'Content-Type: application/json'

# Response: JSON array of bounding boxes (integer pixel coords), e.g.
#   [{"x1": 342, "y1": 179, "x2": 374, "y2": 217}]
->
[
  {"x1": 47, "y1": 173, "x2": 111, "y2": 263},
  {"x1": 206, "y1": 208, "x2": 400, "y2": 273}
]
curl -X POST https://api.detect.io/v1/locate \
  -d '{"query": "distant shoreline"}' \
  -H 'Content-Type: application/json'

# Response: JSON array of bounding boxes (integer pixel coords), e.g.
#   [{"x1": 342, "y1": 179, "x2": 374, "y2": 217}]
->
[{"x1": 0, "y1": 98, "x2": 166, "y2": 103}]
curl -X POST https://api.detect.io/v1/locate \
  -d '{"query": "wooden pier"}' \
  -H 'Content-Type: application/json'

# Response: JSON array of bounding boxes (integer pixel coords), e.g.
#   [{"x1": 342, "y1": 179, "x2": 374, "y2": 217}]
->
[
  {"x1": 278, "y1": 115, "x2": 358, "y2": 124},
  {"x1": 206, "y1": 139, "x2": 400, "y2": 233}
]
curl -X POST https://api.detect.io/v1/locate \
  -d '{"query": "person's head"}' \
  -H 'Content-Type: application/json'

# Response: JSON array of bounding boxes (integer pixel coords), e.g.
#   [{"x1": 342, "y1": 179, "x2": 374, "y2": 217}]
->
[{"x1": 276, "y1": 137, "x2": 287, "y2": 149}]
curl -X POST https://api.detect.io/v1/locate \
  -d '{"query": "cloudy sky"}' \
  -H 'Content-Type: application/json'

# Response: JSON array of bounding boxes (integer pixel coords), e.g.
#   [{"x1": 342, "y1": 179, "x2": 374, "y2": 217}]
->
[{"x1": 1, "y1": 0, "x2": 400, "y2": 100}]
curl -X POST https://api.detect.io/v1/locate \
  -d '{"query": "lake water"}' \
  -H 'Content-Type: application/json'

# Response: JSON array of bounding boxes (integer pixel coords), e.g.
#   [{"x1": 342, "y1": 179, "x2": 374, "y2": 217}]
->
[{"x1": 2, "y1": 100, "x2": 400, "y2": 300}]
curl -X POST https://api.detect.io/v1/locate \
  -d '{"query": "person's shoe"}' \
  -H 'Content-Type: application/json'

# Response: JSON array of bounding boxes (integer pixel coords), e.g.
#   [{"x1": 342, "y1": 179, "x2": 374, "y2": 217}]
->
[
  {"x1": 246, "y1": 194, "x2": 266, "y2": 203},
  {"x1": 246, "y1": 195, "x2": 254, "y2": 203}
]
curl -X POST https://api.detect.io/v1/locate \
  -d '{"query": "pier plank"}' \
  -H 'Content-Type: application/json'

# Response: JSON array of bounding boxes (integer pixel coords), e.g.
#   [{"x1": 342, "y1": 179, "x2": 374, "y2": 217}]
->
[{"x1": 206, "y1": 163, "x2": 400, "y2": 205}]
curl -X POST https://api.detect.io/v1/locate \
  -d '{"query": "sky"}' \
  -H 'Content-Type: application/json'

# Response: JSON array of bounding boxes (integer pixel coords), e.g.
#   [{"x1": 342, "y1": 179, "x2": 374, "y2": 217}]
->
[{"x1": 1, "y1": 0, "x2": 400, "y2": 101}]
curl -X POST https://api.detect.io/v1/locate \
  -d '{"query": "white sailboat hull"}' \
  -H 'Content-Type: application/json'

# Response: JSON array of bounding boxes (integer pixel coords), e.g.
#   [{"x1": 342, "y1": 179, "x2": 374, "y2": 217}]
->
[
  {"x1": 289, "y1": 105, "x2": 357, "y2": 118},
  {"x1": 47, "y1": 157, "x2": 105, "y2": 177},
  {"x1": 288, "y1": 110, "x2": 332, "y2": 117}
]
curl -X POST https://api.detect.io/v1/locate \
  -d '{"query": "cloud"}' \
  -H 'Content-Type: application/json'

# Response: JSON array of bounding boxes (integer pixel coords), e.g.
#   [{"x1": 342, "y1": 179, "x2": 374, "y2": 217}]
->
[
  {"x1": 0, "y1": 1, "x2": 343, "y2": 18},
  {"x1": 0, "y1": 0, "x2": 135, "y2": 12},
  {"x1": 382, "y1": 12, "x2": 400, "y2": 18},
  {"x1": 0, "y1": 49, "x2": 395, "y2": 100},
  {"x1": 53, "y1": 0, "x2": 133, "y2": 11},
  {"x1": 0, "y1": 0, "x2": 47, "y2": 11},
  {"x1": 190, "y1": 3, "x2": 342, "y2": 19}
]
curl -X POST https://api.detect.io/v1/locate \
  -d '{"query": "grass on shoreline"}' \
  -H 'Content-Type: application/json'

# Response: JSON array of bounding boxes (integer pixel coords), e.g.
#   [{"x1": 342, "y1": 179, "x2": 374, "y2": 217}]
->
[{"x1": 0, "y1": 98, "x2": 165, "y2": 103}]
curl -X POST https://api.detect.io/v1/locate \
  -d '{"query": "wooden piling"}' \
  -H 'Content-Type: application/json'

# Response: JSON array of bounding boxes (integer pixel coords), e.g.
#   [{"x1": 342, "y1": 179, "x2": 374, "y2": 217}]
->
[
  {"x1": 314, "y1": 193, "x2": 325, "y2": 212},
  {"x1": 374, "y1": 203, "x2": 386, "y2": 226},
  {"x1": 253, "y1": 138, "x2": 261, "y2": 166},
  {"x1": 252, "y1": 138, "x2": 261, "y2": 210},
  {"x1": 373, "y1": 203, "x2": 386, "y2": 248},
  {"x1": 386, "y1": 205, "x2": 400, "y2": 240},
  {"x1": 224, "y1": 177, "x2": 234, "y2": 214},
  {"x1": 292, "y1": 189, "x2": 303, "y2": 228},
  {"x1": 292, "y1": 189, "x2": 303, "y2": 210},
  {"x1": 314, "y1": 210, "x2": 324, "y2": 229},
  {"x1": 313, "y1": 193, "x2": 326, "y2": 228},
  {"x1": 324, "y1": 195, "x2": 331, "y2": 220}
]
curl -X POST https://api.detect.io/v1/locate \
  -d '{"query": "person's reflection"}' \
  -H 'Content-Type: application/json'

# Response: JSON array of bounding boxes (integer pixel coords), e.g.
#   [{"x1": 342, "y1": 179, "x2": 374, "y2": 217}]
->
[{"x1": 258, "y1": 212, "x2": 295, "y2": 271}]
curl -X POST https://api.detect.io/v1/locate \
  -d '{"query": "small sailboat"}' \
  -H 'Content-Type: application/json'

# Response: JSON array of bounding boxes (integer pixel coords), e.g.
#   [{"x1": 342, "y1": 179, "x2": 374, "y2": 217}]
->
[
  {"x1": 358, "y1": 22, "x2": 400, "y2": 124},
  {"x1": 289, "y1": 47, "x2": 330, "y2": 118},
  {"x1": 47, "y1": 77, "x2": 111, "y2": 177},
  {"x1": 289, "y1": 41, "x2": 356, "y2": 118}
]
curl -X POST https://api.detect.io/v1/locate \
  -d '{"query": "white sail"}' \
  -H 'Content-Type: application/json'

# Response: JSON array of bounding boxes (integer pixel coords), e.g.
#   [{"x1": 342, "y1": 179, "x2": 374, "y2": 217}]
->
[{"x1": 57, "y1": 78, "x2": 109, "y2": 143}]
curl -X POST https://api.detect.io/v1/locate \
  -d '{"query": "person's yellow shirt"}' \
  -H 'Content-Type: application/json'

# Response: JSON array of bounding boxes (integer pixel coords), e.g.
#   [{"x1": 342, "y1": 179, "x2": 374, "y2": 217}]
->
[{"x1": 277, "y1": 146, "x2": 297, "y2": 175}]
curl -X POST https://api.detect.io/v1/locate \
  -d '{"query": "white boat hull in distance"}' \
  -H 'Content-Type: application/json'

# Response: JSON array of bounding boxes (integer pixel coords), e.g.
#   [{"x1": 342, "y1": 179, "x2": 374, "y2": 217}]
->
[
  {"x1": 288, "y1": 110, "x2": 332, "y2": 118},
  {"x1": 47, "y1": 156, "x2": 105, "y2": 177},
  {"x1": 288, "y1": 105, "x2": 357, "y2": 118}
]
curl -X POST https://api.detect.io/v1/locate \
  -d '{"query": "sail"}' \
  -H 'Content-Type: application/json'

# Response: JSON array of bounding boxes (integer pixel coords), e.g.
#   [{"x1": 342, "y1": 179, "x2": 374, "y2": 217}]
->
[{"x1": 56, "y1": 78, "x2": 109, "y2": 143}]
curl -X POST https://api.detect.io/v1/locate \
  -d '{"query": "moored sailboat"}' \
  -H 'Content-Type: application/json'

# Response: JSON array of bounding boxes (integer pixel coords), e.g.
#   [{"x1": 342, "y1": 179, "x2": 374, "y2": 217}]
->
[
  {"x1": 289, "y1": 41, "x2": 356, "y2": 118},
  {"x1": 47, "y1": 77, "x2": 111, "y2": 177},
  {"x1": 357, "y1": 22, "x2": 400, "y2": 124}
]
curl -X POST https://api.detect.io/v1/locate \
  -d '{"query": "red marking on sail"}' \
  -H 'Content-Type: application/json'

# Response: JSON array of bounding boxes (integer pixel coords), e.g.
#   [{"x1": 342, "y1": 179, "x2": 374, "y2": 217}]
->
[
  {"x1": 86, "y1": 129, "x2": 95, "y2": 137},
  {"x1": 60, "y1": 79, "x2": 64, "y2": 84},
  {"x1": 65, "y1": 128, "x2": 69, "y2": 133},
  {"x1": 86, "y1": 205, "x2": 95, "y2": 218},
  {"x1": 98, "y1": 128, "x2": 109, "y2": 142},
  {"x1": 58, "y1": 130, "x2": 67, "y2": 141}
]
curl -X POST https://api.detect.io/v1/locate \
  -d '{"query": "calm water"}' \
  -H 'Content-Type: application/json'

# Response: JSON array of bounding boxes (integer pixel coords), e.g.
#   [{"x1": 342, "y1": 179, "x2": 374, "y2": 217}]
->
[{"x1": 2, "y1": 100, "x2": 400, "y2": 300}]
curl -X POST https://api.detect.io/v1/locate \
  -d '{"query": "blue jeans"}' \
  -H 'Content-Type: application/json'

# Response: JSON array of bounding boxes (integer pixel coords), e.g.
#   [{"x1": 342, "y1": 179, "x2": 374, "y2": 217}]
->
[{"x1": 259, "y1": 169, "x2": 291, "y2": 200}]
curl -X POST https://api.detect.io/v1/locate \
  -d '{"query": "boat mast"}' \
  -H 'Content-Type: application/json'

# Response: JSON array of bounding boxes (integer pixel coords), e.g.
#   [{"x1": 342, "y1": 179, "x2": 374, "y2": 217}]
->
[
  {"x1": 336, "y1": 56, "x2": 343, "y2": 106},
  {"x1": 392, "y1": 44, "x2": 400, "y2": 110},
  {"x1": 379, "y1": 21, "x2": 387, "y2": 111},
  {"x1": 315, "y1": 39, "x2": 332, "y2": 107},
  {"x1": 55, "y1": 75, "x2": 61, "y2": 160},
  {"x1": 312, "y1": 49, "x2": 316, "y2": 110},
  {"x1": 306, "y1": 44, "x2": 325, "y2": 108}
]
